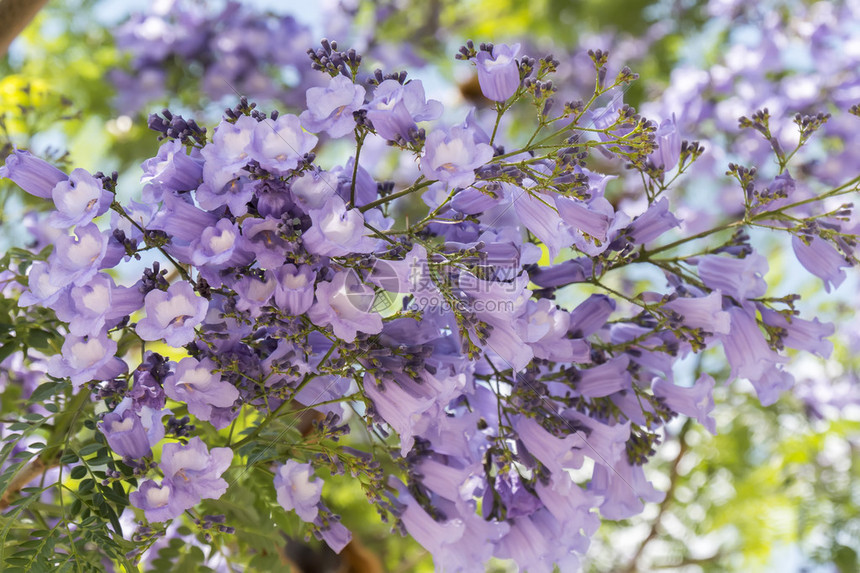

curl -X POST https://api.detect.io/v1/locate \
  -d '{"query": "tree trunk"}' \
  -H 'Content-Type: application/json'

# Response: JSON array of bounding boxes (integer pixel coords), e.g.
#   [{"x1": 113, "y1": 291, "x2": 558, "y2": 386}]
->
[{"x1": 0, "y1": 0, "x2": 49, "y2": 57}]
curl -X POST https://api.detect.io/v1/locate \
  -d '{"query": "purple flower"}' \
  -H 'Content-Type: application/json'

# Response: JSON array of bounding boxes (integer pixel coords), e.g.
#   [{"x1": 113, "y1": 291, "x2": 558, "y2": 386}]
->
[
  {"x1": 204, "y1": 114, "x2": 257, "y2": 164},
  {"x1": 530, "y1": 258, "x2": 596, "y2": 289},
  {"x1": 451, "y1": 185, "x2": 502, "y2": 214},
  {"x1": 722, "y1": 306, "x2": 787, "y2": 384},
  {"x1": 561, "y1": 410, "x2": 630, "y2": 467},
  {"x1": 129, "y1": 353, "x2": 168, "y2": 410},
  {"x1": 189, "y1": 218, "x2": 244, "y2": 268},
  {"x1": 49, "y1": 168, "x2": 111, "y2": 228},
  {"x1": 248, "y1": 114, "x2": 317, "y2": 175},
  {"x1": 517, "y1": 299, "x2": 590, "y2": 362},
  {"x1": 152, "y1": 192, "x2": 218, "y2": 248},
  {"x1": 293, "y1": 375, "x2": 352, "y2": 417},
  {"x1": 513, "y1": 415, "x2": 585, "y2": 476},
  {"x1": 749, "y1": 365, "x2": 795, "y2": 407},
  {"x1": 652, "y1": 115, "x2": 681, "y2": 170},
  {"x1": 196, "y1": 176, "x2": 256, "y2": 216},
  {"x1": 568, "y1": 294, "x2": 615, "y2": 337},
  {"x1": 18, "y1": 261, "x2": 66, "y2": 307},
  {"x1": 698, "y1": 253, "x2": 769, "y2": 300},
  {"x1": 140, "y1": 139, "x2": 203, "y2": 194},
  {"x1": 334, "y1": 158, "x2": 379, "y2": 207},
  {"x1": 160, "y1": 437, "x2": 233, "y2": 502},
  {"x1": 164, "y1": 357, "x2": 239, "y2": 427},
  {"x1": 791, "y1": 235, "x2": 851, "y2": 292},
  {"x1": 0, "y1": 148, "x2": 68, "y2": 199},
  {"x1": 129, "y1": 479, "x2": 193, "y2": 522},
  {"x1": 112, "y1": 68, "x2": 166, "y2": 116},
  {"x1": 54, "y1": 273, "x2": 143, "y2": 337},
  {"x1": 274, "y1": 264, "x2": 316, "y2": 315},
  {"x1": 475, "y1": 43, "x2": 521, "y2": 102},
  {"x1": 434, "y1": 509, "x2": 509, "y2": 573},
  {"x1": 136, "y1": 281, "x2": 208, "y2": 347},
  {"x1": 396, "y1": 486, "x2": 467, "y2": 558},
  {"x1": 300, "y1": 74, "x2": 366, "y2": 137},
  {"x1": 234, "y1": 270, "x2": 277, "y2": 316},
  {"x1": 315, "y1": 517, "x2": 352, "y2": 554},
  {"x1": 653, "y1": 374, "x2": 717, "y2": 435},
  {"x1": 113, "y1": 396, "x2": 167, "y2": 447},
  {"x1": 459, "y1": 272, "x2": 533, "y2": 371},
  {"x1": 534, "y1": 475, "x2": 599, "y2": 548},
  {"x1": 24, "y1": 211, "x2": 66, "y2": 251},
  {"x1": 588, "y1": 96, "x2": 635, "y2": 153},
  {"x1": 48, "y1": 223, "x2": 109, "y2": 288},
  {"x1": 495, "y1": 470, "x2": 543, "y2": 518},
  {"x1": 307, "y1": 271, "x2": 383, "y2": 342},
  {"x1": 372, "y1": 243, "x2": 442, "y2": 304},
  {"x1": 589, "y1": 456, "x2": 664, "y2": 520},
  {"x1": 363, "y1": 373, "x2": 435, "y2": 456},
  {"x1": 200, "y1": 115, "x2": 257, "y2": 193},
  {"x1": 302, "y1": 196, "x2": 377, "y2": 257},
  {"x1": 289, "y1": 169, "x2": 339, "y2": 211},
  {"x1": 46, "y1": 330, "x2": 125, "y2": 388},
  {"x1": 573, "y1": 355, "x2": 631, "y2": 398},
  {"x1": 252, "y1": 178, "x2": 292, "y2": 218},
  {"x1": 758, "y1": 306, "x2": 835, "y2": 357},
  {"x1": 512, "y1": 185, "x2": 571, "y2": 261},
  {"x1": 495, "y1": 511, "x2": 585, "y2": 571},
  {"x1": 663, "y1": 291, "x2": 731, "y2": 335},
  {"x1": 240, "y1": 216, "x2": 292, "y2": 269},
  {"x1": 365, "y1": 79, "x2": 442, "y2": 142},
  {"x1": 110, "y1": 200, "x2": 155, "y2": 245},
  {"x1": 273, "y1": 460, "x2": 323, "y2": 522},
  {"x1": 556, "y1": 195, "x2": 614, "y2": 243},
  {"x1": 416, "y1": 458, "x2": 482, "y2": 508},
  {"x1": 626, "y1": 197, "x2": 681, "y2": 244},
  {"x1": 420, "y1": 126, "x2": 494, "y2": 189},
  {"x1": 98, "y1": 409, "x2": 153, "y2": 459}
]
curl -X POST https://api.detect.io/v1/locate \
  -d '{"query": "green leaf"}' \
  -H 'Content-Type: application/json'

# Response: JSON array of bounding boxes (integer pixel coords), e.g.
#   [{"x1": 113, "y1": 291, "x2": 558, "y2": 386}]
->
[
  {"x1": 78, "y1": 478, "x2": 95, "y2": 494},
  {"x1": 25, "y1": 329, "x2": 54, "y2": 353},
  {"x1": 834, "y1": 545, "x2": 858, "y2": 573},
  {"x1": 69, "y1": 466, "x2": 87, "y2": 480},
  {"x1": 0, "y1": 341, "x2": 18, "y2": 365},
  {"x1": 27, "y1": 381, "x2": 66, "y2": 403},
  {"x1": 77, "y1": 443, "x2": 102, "y2": 457}
]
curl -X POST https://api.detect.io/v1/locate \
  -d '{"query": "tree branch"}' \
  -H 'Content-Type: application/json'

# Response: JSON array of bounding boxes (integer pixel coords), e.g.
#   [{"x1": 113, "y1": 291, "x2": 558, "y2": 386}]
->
[
  {"x1": 621, "y1": 418, "x2": 692, "y2": 573},
  {"x1": 0, "y1": 0, "x2": 49, "y2": 57},
  {"x1": 0, "y1": 456, "x2": 50, "y2": 511}
]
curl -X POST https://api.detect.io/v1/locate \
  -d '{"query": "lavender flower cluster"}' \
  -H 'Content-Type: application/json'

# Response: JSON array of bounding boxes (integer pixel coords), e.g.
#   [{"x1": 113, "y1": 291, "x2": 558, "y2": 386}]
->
[
  {"x1": 645, "y1": 1, "x2": 860, "y2": 213},
  {"x1": 110, "y1": 0, "x2": 318, "y2": 113},
  {"x1": 1, "y1": 34, "x2": 857, "y2": 571}
]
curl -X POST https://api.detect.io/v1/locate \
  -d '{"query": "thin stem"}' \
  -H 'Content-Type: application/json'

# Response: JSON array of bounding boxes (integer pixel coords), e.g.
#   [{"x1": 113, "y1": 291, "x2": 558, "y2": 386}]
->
[
  {"x1": 232, "y1": 343, "x2": 339, "y2": 448},
  {"x1": 111, "y1": 202, "x2": 194, "y2": 284},
  {"x1": 408, "y1": 187, "x2": 457, "y2": 233},
  {"x1": 349, "y1": 129, "x2": 366, "y2": 207},
  {"x1": 359, "y1": 177, "x2": 433, "y2": 213},
  {"x1": 641, "y1": 220, "x2": 744, "y2": 259},
  {"x1": 490, "y1": 102, "x2": 504, "y2": 146},
  {"x1": 639, "y1": 173, "x2": 860, "y2": 261}
]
